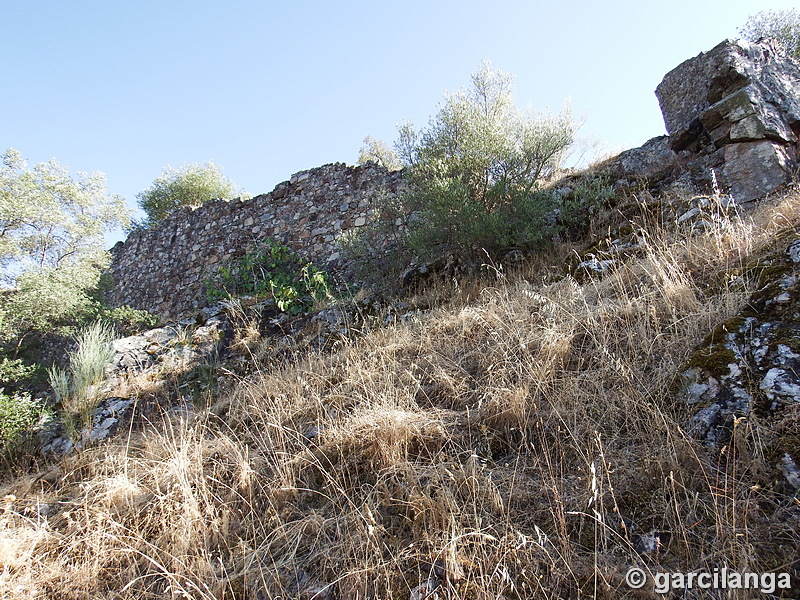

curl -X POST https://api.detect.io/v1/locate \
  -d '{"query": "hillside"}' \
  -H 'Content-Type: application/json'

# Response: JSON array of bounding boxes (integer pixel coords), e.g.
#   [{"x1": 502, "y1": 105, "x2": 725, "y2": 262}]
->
[
  {"x1": 2, "y1": 183, "x2": 800, "y2": 599},
  {"x1": 2, "y1": 39, "x2": 800, "y2": 599}
]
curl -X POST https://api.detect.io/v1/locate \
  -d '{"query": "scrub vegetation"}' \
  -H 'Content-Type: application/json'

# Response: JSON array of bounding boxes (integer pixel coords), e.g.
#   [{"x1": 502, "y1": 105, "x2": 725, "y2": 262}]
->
[
  {"x1": 2, "y1": 46, "x2": 800, "y2": 598},
  {"x1": 1, "y1": 182, "x2": 798, "y2": 598}
]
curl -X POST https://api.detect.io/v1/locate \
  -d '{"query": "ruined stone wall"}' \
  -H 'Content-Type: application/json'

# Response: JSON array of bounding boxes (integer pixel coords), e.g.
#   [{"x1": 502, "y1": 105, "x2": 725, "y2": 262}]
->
[{"x1": 107, "y1": 162, "x2": 404, "y2": 318}]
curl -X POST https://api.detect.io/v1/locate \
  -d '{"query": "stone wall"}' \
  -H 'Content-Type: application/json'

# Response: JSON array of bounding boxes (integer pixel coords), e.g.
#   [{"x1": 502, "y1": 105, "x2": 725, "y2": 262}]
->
[
  {"x1": 108, "y1": 38, "x2": 800, "y2": 319},
  {"x1": 107, "y1": 162, "x2": 404, "y2": 318}
]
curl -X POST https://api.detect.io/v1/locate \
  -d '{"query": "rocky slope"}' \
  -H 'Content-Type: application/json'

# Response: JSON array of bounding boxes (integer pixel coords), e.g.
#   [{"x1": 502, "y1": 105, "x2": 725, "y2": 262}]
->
[{"x1": 2, "y1": 38, "x2": 800, "y2": 600}]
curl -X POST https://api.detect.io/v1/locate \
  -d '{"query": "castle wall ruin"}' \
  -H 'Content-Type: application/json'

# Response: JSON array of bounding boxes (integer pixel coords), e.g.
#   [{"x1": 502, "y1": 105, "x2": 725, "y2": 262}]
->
[{"x1": 107, "y1": 162, "x2": 403, "y2": 318}]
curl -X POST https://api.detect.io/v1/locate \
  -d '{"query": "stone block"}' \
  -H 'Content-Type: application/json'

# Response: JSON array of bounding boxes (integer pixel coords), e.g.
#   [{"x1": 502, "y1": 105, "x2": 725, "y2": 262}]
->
[
  {"x1": 723, "y1": 140, "x2": 796, "y2": 202},
  {"x1": 656, "y1": 39, "x2": 800, "y2": 151}
]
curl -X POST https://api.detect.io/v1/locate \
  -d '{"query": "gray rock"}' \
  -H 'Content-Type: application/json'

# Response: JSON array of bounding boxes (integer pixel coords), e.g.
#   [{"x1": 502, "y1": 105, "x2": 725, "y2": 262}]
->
[
  {"x1": 605, "y1": 136, "x2": 679, "y2": 185},
  {"x1": 655, "y1": 39, "x2": 800, "y2": 202},
  {"x1": 656, "y1": 39, "x2": 800, "y2": 151},
  {"x1": 677, "y1": 206, "x2": 701, "y2": 224},
  {"x1": 680, "y1": 244, "x2": 800, "y2": 493},
  {"x1": 786, "y1": 239, "x2": 800, "y2": 264},
  {"x1": 42, "y1": 436, "x2": 73, "y2": 456},
  {"x1": 409, "y1": 578, "x2": 440, "y2": 600},
  {"x1": 780, "y1": 454, "x2": 800, "y2": 490},
  {"x1": 722, "y1": 140, "x2": 796, "y2": 202},
  {"x1": 760, "y1": 366, "x2": 800, "y2": 403},
  {"x1": 85, "y1": 397, "x2": 135, "y2": 443},
  {"x1": 576, "y1": 256, "x2": 618, "y2": 275}
]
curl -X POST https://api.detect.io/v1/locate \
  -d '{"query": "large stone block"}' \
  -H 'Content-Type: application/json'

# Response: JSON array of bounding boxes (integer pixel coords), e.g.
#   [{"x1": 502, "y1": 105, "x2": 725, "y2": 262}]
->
[
  {"x1": 652, "y1": 39, "x2": 800, "y2": 201},
  {"x1": 723, "y1": 140, "x2": 796, "y2": 203},
  {"x1": 656, "y1": 39, "x2": 800, "y2": 152}
]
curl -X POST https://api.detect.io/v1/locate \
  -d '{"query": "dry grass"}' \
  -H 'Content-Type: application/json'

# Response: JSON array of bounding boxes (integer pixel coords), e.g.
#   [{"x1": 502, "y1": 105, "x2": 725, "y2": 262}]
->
[{"x1": 1, "y1": 190, "x2": 799, "y2": 598}]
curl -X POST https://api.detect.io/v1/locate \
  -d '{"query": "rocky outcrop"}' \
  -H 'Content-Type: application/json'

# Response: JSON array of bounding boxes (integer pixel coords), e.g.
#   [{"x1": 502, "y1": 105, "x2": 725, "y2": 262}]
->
[
  {"x1": 655, "y1": 39, "x2": 800, "y2": 202},
  {"x1": 680, "y1": 237, "x2": 800, "y2": 491},
  {"x1": 602, "y1": 136, "x2": 681, "y2": 187},
  {"x1": 39, "y1": 309, "x2": 230, "y2": 455},
  {"x1": 38, "y1": 293, "x2": 424, "y2": 456},
  {"x1": 107, "y1": 163, "x2": 404, "y2": 319}
]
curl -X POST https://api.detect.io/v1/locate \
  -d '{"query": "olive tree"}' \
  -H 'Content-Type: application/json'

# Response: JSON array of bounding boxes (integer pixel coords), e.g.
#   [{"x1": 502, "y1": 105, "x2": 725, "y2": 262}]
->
[
  {"x1": 0, "y1": 148, "x2": 129, "y2": 277},
  {"x1": 0, "y1": 148, "x2": 130, "y2": 355},
  {"x1": 357, "y1": 136, "x2": 402, "y2": 170},
  {"x1": 136, "y1": 161, "x2": 241, "y2": 227},
  {"x1": 395, "y1": 61, "x2": 575, "y2": 258},
  {"x1": 740, "y1": 9, "x2": 800, "y2": 59}
]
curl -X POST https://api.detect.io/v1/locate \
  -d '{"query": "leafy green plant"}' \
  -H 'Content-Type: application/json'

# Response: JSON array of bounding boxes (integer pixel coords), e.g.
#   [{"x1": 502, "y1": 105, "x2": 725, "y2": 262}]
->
[
  {"x1": 135, "y1": 161, "x2": 243, "y2": 228},
  {"x1": 0, "y1": 389, "x2": 49, "y2": 455},
  {"x1": 0, "y1": 357, "x2": 40, "y2": 388},
  {"x1": 205, "y1": 239, "x2": 330, "y2": 314},
  {"x1": 102, "y1": 305, "x2": 159, "y2": 336}
]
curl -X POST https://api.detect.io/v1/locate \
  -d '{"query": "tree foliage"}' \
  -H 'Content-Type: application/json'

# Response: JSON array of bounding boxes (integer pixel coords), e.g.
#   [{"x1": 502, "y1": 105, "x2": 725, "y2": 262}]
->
[
  {"x1": 395, "y1": 61, "x2": 575, "y2": 258},
  {"x1": 740, "y1": 9, "x2": 800, "y2": 59},
  {"x1": 357, "y1": 136, "x2": 402, "y2": 171},
  {"x1": 0, "y1": 148, "x2": 129, "y2": 278},
  {"x1": 0, "y1": 257, "x2": 111, "y2": 352},
  {"x1": 0, "y1": 149, "x2": 132, "y2": 357},
  {"x1": 136, "y1": 161, "x2": 241, "y2": 227}
]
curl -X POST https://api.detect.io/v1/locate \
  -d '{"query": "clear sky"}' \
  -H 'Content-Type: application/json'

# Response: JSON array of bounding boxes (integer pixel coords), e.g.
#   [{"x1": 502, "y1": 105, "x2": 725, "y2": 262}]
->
[{"x1": 2, "y1": 0, "x2": 796, "y2": 245}]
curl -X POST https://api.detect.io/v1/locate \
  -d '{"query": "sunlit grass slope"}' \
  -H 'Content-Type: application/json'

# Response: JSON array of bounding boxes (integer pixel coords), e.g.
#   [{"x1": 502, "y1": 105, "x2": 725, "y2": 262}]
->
[{"x1": 2, "y1": 190, "x2": 799, "y2": 599}]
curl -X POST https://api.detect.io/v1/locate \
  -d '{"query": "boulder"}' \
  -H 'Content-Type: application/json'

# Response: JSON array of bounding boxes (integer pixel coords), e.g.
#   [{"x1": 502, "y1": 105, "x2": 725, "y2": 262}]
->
[
  {"x1": 722, "y1": 140, "x2": 796, "y2": 203},
  {"x1": 655, "y1": 39, "x2": 800, "y2": 202},
  {"x1": 656, "y1": 39, "x2": 800, "y2": 152},
  {"x1": 604, "y1": 136, "x2": 680, "y2": 185}
]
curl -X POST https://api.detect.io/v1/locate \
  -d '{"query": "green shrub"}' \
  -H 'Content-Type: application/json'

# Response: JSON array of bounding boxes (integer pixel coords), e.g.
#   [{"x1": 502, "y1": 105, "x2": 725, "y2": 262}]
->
[
  {"x1": 136, "y1": 161, "x2": 242, "y2": 228},
  {"x1": 337, "y1": 190, "x2": 415, "y2": 287},
  {"x1": 205, "y1": 240, "x2": 330, "y2": 314},
  {"x1": 398, "y1": 62, "x2": 573, "y2": 260},
  {"x1": 357, "y1": 136, "x2": 402, "y2": 170},
  {"x1": 0, "y1": 357, "x2": 40, "y2": 388},
  {"x1": 558, "y1": 174, "x2": 615, "y2": 240},
  {"x1": 405, "y1": 183, "x2": 558, "y2": 259},
  {"x1": 102, "y1": 305, "x2": 159, "y2": 336},
  {"x1": 349, "y1": 62, "x2": 574, "y2": 274},
  {"x1": 0, "y1": 257, "x2": 110, "y2": 357},
  {"x1": 0, "y1": 389, "x2": 49, "y2": 454},
  {"x1": 0, "y1": 148, "x2": 130, "y2": 360}
]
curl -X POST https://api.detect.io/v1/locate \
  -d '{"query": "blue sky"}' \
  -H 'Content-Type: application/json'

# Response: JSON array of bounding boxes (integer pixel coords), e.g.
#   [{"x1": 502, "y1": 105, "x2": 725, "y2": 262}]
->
[{"x1": 2, "y1": 1, "x2": 796, "y2": 244}]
